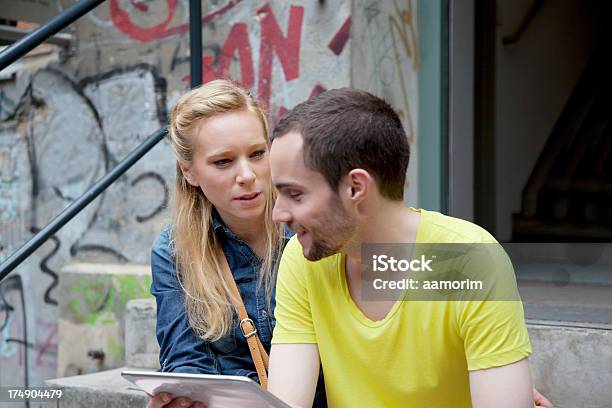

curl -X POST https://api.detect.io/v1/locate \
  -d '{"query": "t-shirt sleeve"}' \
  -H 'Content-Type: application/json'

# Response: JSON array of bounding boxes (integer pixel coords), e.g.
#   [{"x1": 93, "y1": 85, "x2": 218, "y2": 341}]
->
[
  {"x1": 272, "y1": 236, "x2": 317, "y2": 344},
  {"x1": 456, "y1": 243, "x2": 532, "y2": 371}
]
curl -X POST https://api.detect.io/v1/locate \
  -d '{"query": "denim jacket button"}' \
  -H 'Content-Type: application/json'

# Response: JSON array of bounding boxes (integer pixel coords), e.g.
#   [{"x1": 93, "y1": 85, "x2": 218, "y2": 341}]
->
[{"x1": 261, "y1": 310, "x2": 268, "y2": 318}]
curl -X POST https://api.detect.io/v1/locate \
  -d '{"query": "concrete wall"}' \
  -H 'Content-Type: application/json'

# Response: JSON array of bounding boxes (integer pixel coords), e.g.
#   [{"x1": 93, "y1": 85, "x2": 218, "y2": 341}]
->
[
  {"x1": 0, "y1": 0, "x2": 355, "y2": 390},
  {"x1": 494, "y1": 0, "x2": 595, "y2": 240}
]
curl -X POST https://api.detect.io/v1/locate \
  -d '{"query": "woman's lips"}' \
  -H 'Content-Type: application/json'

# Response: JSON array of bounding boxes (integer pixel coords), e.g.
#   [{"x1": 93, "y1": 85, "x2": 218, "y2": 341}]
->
[{"x1": 234, "y1": 192, "x2": 262, "y2": 204}]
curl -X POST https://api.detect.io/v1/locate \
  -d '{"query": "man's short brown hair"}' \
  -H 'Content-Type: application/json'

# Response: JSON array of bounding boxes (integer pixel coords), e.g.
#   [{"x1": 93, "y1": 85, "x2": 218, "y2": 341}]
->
[{"x1": 272, "y1": 88, "x2": 410, "y2": 201}]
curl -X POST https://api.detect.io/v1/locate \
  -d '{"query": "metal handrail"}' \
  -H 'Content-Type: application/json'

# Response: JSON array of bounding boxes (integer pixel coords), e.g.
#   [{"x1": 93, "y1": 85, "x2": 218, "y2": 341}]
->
[
  {"x1": 0, "y1": 0, "x2": 107, "y2": 71},
  {"x1": 0, "y1": 128, "x2": 167, "y2": 281},
  {"x1": 189, "y1": 0, "x2": 202, "y2": 88}
]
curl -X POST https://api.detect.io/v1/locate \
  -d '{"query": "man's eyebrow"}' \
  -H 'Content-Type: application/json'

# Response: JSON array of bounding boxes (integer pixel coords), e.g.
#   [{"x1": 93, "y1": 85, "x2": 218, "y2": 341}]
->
[{"x1": 274, "y1": 182, "x2": 303, "y2": 190}]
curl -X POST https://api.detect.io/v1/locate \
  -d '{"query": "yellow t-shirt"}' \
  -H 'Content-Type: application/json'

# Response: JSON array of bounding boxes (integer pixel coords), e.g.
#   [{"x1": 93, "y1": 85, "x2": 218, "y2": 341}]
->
[{"x1": 272, "y1": 208, "x2": 532, "y2": 407}]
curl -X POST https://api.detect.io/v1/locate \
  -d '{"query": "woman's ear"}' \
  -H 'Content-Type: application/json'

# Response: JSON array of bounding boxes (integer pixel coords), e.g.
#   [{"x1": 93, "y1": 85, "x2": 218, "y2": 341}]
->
[
  {"x1": 345, "y1": 169, "x2": 372, "y2": 202},
  {"x1": 179, "y1": 163, "x2": 197, "y2": 187}
]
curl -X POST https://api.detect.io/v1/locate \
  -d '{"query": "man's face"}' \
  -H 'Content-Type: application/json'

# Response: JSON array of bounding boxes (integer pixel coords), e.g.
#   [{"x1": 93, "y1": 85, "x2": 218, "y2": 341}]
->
[{"x1": 270, "y1": 132, "x2": 357, "y2": 261}]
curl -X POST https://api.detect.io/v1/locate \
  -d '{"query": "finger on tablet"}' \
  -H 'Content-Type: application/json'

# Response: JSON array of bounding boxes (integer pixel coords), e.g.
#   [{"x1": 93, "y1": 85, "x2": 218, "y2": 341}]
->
[
  {"x1": 166, "y1": 397, "x2": 194, "y2": 408},
  {"x1": 147, "y1": 392, "x2": 173, "y2": 408}
]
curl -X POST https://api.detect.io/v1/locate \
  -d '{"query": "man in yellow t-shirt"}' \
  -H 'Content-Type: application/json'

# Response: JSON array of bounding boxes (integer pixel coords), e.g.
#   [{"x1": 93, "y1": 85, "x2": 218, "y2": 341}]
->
[{"x1": 266, "y1": 88, "x2": 547, "y2": 408}]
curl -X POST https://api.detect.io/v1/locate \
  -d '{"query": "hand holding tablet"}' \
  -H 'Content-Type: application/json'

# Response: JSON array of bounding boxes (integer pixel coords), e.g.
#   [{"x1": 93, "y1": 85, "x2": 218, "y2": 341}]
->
[
  {"x1": 122, "y1": 370, "x2": 291, "y2": 408},
  {"x1": 147, "y1": 392, "x2": 204, "y2": 408}
]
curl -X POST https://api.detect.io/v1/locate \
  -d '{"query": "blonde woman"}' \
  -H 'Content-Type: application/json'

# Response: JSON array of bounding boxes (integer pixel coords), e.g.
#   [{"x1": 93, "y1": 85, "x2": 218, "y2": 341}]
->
[{"x1": 147, "y1": 80, "x2": 325, "y2": 408}]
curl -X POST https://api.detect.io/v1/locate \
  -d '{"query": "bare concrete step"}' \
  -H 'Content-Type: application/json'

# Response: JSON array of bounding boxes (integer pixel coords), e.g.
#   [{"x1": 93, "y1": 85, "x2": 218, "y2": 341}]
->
[
  {"x1": 527, "y1": 320, "x2": 612, "y2": 408},
  {"x1": 45, "y1": 367, "x2": 148, "y2": 408}
]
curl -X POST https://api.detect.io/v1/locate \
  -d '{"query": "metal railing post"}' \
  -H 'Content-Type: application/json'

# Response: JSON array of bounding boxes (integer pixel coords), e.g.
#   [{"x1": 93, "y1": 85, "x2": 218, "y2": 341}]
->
[
  {"x1": 189, "y1": 0, "x2": 203, "y2": 88},
  {"x1": 0, "y1": 0, "x2": 107, "y2": 72}
]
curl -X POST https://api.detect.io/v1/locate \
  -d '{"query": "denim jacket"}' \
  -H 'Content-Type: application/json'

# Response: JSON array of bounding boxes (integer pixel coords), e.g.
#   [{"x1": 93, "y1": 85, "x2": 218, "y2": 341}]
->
[{"x1": 151, "y1": 214, "x2": 326, "y2": 406}]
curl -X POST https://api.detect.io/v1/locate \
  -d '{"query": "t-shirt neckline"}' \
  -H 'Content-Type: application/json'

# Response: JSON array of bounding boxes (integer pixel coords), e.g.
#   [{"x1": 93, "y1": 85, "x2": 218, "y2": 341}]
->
[{"x1": 338, "y1": 207, "x2": 426, "y2": 328}]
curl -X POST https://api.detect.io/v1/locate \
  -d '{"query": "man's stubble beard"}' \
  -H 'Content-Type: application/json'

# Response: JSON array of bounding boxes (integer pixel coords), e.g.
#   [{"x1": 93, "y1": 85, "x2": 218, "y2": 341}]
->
[{"x1": 304, "y1": 197, "x2": 357, "y2": 261}]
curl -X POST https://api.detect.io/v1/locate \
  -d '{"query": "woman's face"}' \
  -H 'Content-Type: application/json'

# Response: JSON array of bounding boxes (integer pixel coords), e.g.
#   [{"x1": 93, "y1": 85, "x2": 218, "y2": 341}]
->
[{"x1": 181, "y1": 109, "x2": 270, "y2": 225}]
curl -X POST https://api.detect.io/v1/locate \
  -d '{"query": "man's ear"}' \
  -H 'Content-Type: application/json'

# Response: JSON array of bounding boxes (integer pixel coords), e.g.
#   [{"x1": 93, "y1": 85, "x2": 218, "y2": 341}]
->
[
  {"x1": 344, "y1": 169, "x2": 373, "y2": 202},
  {"x1": 179, "y1": 162, "x2": 197, "y2": 187}
]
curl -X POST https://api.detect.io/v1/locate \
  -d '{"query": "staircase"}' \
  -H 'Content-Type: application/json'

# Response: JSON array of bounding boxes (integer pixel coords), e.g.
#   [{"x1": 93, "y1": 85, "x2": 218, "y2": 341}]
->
[{"x1": 513, "y1": 48, "x2": 612, "y2": 241}]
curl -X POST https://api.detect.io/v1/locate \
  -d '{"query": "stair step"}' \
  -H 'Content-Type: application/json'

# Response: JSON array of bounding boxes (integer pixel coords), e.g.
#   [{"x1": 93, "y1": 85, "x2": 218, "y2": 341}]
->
[{"x1": 45, "y1": 367, "x2": 148, "y2": 408}]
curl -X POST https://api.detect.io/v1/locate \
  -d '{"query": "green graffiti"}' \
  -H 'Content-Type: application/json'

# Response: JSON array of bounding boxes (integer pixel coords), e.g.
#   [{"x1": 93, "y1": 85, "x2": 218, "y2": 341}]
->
[
  {"x1": 66, "y1": 273, "x2": 152, "y2": 325},
  {"x1": 106, "y1": 335, "x2": 125, "y2": 360}
]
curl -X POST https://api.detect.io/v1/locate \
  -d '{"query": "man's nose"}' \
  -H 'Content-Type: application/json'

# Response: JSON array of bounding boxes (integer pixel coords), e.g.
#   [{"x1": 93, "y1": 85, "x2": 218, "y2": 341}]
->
[{"x1": 272, "y1": 199, "x2": 291, "y2": 223}]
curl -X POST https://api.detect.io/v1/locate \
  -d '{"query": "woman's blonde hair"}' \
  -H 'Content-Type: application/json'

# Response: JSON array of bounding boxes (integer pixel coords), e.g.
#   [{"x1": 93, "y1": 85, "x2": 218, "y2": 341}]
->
[{"x1": 169, "y1": 79, "x2": 284, "y2": 342}]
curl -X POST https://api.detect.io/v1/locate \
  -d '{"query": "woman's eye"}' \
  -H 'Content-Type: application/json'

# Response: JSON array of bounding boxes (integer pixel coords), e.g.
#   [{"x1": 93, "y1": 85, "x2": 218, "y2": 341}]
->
[
  {"x1": 214, "y1": 159, "x2": 231, "y2": 166},
  {"x1": 250, "y1": 149, "x2": 266, "y2": 158}
]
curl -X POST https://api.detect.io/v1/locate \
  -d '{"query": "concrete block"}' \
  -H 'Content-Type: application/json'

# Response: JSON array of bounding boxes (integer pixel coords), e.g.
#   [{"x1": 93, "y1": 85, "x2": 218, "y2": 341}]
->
[
  {"x1": 527, "y1": 321, "x2": 612, "y2": 408},
  {"x1": 126, "y1": 298, "x2": 160, "y2": 369},
  {"x1": 58, "y1": 263, "x2": 153, "y2": 378},
  {"x1": 45, "y1": 367, "x2": 148, "y2": 408}
]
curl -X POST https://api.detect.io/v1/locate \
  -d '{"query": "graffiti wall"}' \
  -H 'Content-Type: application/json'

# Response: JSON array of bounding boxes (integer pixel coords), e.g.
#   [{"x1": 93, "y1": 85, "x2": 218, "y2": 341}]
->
[
  {"x1": 68, "y1": 0, "x2": 352, "y2": 113},
  {"x1": 351, "y1": 0, "x2": 419, "y2": 205},
  {"x1": 0, "y1": 0, "x2": 354, "y2": 390}
]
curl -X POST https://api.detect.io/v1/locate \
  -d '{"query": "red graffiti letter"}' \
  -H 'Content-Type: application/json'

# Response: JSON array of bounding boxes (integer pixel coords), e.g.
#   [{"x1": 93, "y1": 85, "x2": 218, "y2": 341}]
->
[
  {"x1": 202, "y1": 23, "x2": 254, "y2": 88},
  {"x1": 257, "y1": 4, "x2": 304, "y2": 107},
  {"x1": 109, "y1": 0, "x2": 178, "y2": 43}
]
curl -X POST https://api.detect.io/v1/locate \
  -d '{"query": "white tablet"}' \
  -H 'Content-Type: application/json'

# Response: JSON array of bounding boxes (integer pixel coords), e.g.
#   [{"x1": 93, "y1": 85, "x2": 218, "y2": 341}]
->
[{"x1": 121, "y1": 370, "x2": 291, "y2": 408}]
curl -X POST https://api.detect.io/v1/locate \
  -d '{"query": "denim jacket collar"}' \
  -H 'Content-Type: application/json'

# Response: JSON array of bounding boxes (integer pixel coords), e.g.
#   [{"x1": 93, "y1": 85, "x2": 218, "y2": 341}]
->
[{"x1": 212, "y1": 209, "x2": 240, "y2": 241}]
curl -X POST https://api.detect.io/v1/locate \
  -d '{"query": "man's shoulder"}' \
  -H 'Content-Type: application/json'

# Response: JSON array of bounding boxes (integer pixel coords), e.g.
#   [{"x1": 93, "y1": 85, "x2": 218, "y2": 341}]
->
[
  {"x1": 283, "y1": 235, "x2": 302, "y2": 257},
  {"x1": 280, "y1": 236, "x2": 341, "y2": 285},
  {"x1": 419, "y1": 209, "x2": 497, "y2": 244}
]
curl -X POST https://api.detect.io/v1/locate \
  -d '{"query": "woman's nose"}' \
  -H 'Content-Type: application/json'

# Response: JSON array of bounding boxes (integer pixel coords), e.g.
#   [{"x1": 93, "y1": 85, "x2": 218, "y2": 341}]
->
[{"x1": 236, "y1": 159, "x2": 256, "y2": 184}]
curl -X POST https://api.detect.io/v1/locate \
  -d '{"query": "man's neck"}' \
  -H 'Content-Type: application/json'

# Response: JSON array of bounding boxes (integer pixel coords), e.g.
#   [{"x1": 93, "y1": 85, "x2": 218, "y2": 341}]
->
[
  {"x1": 342, "y1": 203, "x2": 421, "y2": 321},
  {"x1": 343, "y1": 203, "x2": 421, "y2": 262}
]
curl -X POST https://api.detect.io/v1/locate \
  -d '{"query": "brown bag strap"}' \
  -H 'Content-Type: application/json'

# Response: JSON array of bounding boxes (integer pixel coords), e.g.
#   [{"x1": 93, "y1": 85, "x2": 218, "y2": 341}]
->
[{"x1": 218, "y1": 249, "x2": 270, "y2": 389}]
